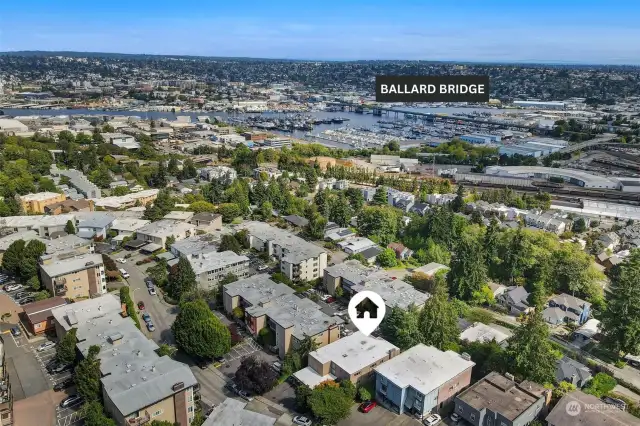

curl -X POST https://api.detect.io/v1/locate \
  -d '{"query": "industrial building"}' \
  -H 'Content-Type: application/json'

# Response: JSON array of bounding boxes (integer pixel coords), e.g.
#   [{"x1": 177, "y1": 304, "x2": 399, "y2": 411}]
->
[
  {"x1": 484, "y1": 166, "x2": 620, "y2": 189},
  {"x1": 514, "y1": 100, "x2": 566, "y2": 110},
  {"x1": 460, "y1": 134, "x2": 501, "y2": 144},
  {"x1": 499, "y1": 138, "x2": 567, "y2": 157}
]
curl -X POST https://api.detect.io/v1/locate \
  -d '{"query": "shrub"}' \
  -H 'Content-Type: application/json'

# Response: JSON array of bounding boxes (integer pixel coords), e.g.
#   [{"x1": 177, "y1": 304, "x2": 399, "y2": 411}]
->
[{"x1": 358, "y1": 387, "x2": 371, "y2": 402}]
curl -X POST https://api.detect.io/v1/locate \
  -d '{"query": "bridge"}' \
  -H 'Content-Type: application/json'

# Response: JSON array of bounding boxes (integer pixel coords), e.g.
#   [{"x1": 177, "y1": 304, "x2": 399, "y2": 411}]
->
[
  {"x1": 327, "y1": 101, "x2": 534, "y2": 131},
  {"x1": 556, "y1": 134, "x2": 621, "y2": 154}
]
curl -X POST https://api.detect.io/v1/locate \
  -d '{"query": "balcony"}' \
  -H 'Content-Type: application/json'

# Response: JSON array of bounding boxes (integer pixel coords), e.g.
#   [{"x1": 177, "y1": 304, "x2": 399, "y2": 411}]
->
[
  {"x1": 55, "y1": 284, "x2": 67, "y2": 296},
  {"x1": 53, "y1": 277, "x2": 67, "y2": 286},
  {"x1": 127, "y1": 412, "x2": 150, "y2": 426}
]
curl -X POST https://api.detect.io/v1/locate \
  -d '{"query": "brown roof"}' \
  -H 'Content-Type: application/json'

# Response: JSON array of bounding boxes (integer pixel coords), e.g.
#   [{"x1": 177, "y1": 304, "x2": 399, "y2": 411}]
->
[
  {"x1": 23, "y1": 297, "x2": 67, "y2": 323},
  {"x1": 45, "y1": 199, "x2": 92, "y2": 212}
]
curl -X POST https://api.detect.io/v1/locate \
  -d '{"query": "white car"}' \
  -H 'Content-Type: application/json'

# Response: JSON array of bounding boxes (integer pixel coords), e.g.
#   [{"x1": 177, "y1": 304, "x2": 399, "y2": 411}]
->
[
  {"x1": 257, "y1": 265, "x2": 269, "y2": 271},
  {"x1": 4, "y1": 284, "x2": 22, "y2": 292},
  {"x1": 293, "y1": 416, "x2": 312, "y2": 426},
  {"x1": 116, "y1": 258, "x2": 126, "y2": 264},
  {"x1": 148, "y1": 287, "x2": 157, "y2": 295},
  {"x1": 119, "y1": 268, "x2": 130, "y2": 279},
  {"x1": 37, "y1": 341, "x2": 57, "y2": 352},
  {"x1": 423, "y1": 414, "x2": 442, "y2": 426}
]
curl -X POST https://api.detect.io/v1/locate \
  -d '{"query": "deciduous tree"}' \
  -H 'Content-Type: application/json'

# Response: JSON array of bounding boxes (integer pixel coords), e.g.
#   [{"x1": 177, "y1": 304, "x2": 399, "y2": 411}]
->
[
  {"x1": 56, "y1": 328, "x2": 78, "y2": 365},
  {"x1": 172, "y1": 299, "x2": 231, "y2": 358},
  {"x1": 75, "y1": 345, "x2": 102, "y2": 402},
  {"x1": 235, "y1": 356, "x2": 278, "y2": 395},
  {"x1": 167, "y1": 257, "x2": 197, "y2": 300}
]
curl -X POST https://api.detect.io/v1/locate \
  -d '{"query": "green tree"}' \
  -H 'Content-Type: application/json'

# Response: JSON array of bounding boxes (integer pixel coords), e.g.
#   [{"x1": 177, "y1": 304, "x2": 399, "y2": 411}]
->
[
  {"x1": 380, "y1": 305, "x2": 422, "y2": 350},
  {"x1": 167, "y1": 156, "x2": 179, "y2": 176},
  {"x1": 112, "y1": 186, "x2": 130, "y2": 196},
  {"x1": 483, "y1": 217, "x2": 501, "y2": 268},
  {"x1": 188, "y1": 201, "x2": 216, "y2": 213},
  {"x1": 345, "y1": 188, "x2": 365, "y2": 213},
  {"x1": 572, "y1": 218, "x2": 587, "y2": 233},
  {"x1": 583, "y1": 372, "x2": 617, "y2": 398},
  {"x1": 462, "y1": 340, "x2": 506, "y2": 381},
  {"x1": 602, "y1": 250, "x2": 640, "y2": 354},
  {"x1": 358, "y1": 387, "x2": 372, "y2": 402},
  {"x1": 372, "y1": 186, "x2": 388, "y2": 205},
  {"x1": 451, "y1": 185, "x2": 465, "y2": 212},
  {"x1": 219, "y1": 273, "x2": 238, "y2": 285},
  {"x1": 82, "y1": 401, "x2": 116, "y2": 426},
  {"x1": 218, "y1": 203, "x2": 242, "y2": 222},
  {"x1": 419, "y1": 283, "x2": 460, "y2": 351},
  {"x1": 305, "y1": 206, "x2": 327, "y2": 240},
  {"x1": 89, "y1": 165, "x2": 112, "y2": 188},
  {"x1": 1, "y1": 239, "x2": 25, "y2": 276},
  {"x1": 308, "y1": 382, "x2": 354, "y2": 424},
  {"x1": 447, "y1": 235, "x2": 487, "y2": 300},
  {"x1": 150, "y1": 421, "x2": 174, "y2": 426},
  {"x1": 20, "y1": 239, "x2": 47, "y2": 281},
  {"x1": 65, "y1": 220, "x2": 76, "y2": 235},
  {"x1": 75, "y1": 345, "x2": 102, "y2": 402},
  {"x1": 295, "y1": 384, "x2": 313, "y2": 412},
  {"x1": 218, "y1": 234, "x2": 242, "y2": 254},
  {"x1": 506, "y1": 313, "x2": 559, "y2": 384},
  {"x1": 56, "y1": 328, "x2": 78, "y2": 365},
  {"x1": 357, "y1": 205, "x2": 401, "y2": 246},
  {"x1": 553, "y1": 381, "x2": 577, "y2": 399},
  {"x1": 167, "y1": 257, "x2": 197, "y2": 300},
  {"x1": 260, "y1": 201, "x2": 273, "y2": 220},
  {"x1": 146, "y1": 260, "x2": 169, "y2": 287},
  {"x1": 165, "y1": 235, "x2": 176, "y2": 250},
  {"x1": 376, "y1": 248, "x2": 397, "y2": 268},
  {"x1": 157, "y1": 344, "x2": 178, "y2": 358},
  {"x1": 27, "y1": 275, "x2": 41, "y2": 291},
  {"x1": 172, "y1": 299, "x2": 231, "y2": 358}
]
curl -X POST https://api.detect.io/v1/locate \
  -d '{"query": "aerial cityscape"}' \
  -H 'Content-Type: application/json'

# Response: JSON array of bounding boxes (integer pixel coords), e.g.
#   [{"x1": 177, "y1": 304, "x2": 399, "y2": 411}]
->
[{"x1": 1, "y1": 2, "x2": 640, "y2": 426}]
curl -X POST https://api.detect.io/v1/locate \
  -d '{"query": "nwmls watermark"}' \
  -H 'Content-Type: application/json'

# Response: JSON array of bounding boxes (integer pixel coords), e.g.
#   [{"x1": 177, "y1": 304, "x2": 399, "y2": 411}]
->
[
  {"x1": 566, "y1": 400, "x2": 624, "y2": 416},
  {"x1": 375, "y1": 75, "x2": 490, "y2": 103}
]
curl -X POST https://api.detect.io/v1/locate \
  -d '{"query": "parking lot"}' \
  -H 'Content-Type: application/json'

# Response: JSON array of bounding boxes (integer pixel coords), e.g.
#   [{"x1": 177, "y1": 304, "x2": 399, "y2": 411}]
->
[{"x1": 56, "y1": 399, "x2": 84, "y2": 426}]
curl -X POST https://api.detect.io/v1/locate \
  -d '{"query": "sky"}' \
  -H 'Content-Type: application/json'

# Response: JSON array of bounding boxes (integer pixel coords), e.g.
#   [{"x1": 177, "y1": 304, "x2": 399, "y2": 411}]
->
[{"x1": 1, "y1": 0, "x2": 639, "y2": 64}]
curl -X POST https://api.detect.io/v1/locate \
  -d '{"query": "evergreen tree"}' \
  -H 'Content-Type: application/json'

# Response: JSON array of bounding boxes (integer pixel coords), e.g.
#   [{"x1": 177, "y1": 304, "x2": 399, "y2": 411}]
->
[
  {"x1": 601, "y1": 250, "x2": 640, "y2": 354},
  {"x1": 75, "y1": 345, "x2": 102, "y2": 402},
  {"x1": 372, "y1": 186, "x2": 388, "y2": 205},
  {"x1": 419, "y1": 283, "x2": 460, "y2": 351},
  {"x1": 165, "y1": 235, "x2": 176, "y2": 250},
  {"x1": 260, "y1": 201, "x2": 273, "y2": 220},
  {"x1": 167, "y1": 156, "x2": 179, "y2": 176},
  {"x1": 219, "y1": 234, "x2": 242, "y2": 254},
  {"x1": 172, "y1": 299, "x2": 231, "y2": 358},
  {"x1": 451, "y1": 185, "x2": 465, "y2": 212},
  {"x1": 483, "y1": 217, "x2": 500, "y2": 269},
  {"x1": 1, "y1": 239, "x2": 25, "y2": 276},
  {"x1": 56, "y1": 328, "x2": 78, "y2": 365},
  {"x1": 64, "y1": 220, "x2": 76, "y2": 235},
  {"x1": 154, "y1": 161, "x2": 168, "y2": 187},
  {"x1": 447, "y1": 235, "x2": 487, "y2": 300},
  {"x1": 506, "y1": 312, "x2": 559, "y2": 384},
  {"x1": 167, "y1": 257, "x2": 197, "y2": 300},
  {"x1": 20, "y1": 240, "x2": 47, "y2": 281}
]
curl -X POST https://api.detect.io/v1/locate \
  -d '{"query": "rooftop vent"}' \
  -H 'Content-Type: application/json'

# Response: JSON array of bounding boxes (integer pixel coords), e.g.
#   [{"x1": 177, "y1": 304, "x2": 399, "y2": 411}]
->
[{"x1": 505, "y1": 372, "x2": 515, "y2": 381}]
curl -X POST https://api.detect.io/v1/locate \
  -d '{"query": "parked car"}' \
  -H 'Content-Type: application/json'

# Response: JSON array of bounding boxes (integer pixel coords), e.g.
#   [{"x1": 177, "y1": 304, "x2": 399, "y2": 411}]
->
[
  {"x1": 359, "y1": 400, "x2": 377, "y2": 413},
  {"x1": 137, "y1": 301, "x2": 145, "y2": 310},
  {"x1": 4, "y1": 284, "x2": 21, "y2": 292},
  {"x1": 53, "y1": 378, "x2": 74, "y2": 392},
  {"x1": 144, "y1": 278, "x2": 154, "y2": 288},
  {"x1": 257, "y1": 265, "x2": 269, "y2": 272},
  {"x1": 237, "y1": 389, "x2": 253, "y2": 401},
  {"x1": 213, "y1": 357, "x2": 225, "y2": 368},
  {"x1": 225, "y1": 382, "x2": 238, "y2": 393},
  {"x1": 10, "y1": 327, "x2": 21, "y2": 337},
  {"x1": 116, "y1": 258, "x2": 126, "y2": 264},
  {"x1": 60, "y1": 395, "x2": 83, "y2": 408},
  {"x1": 272, "y1": 361, "x2": 282, "y2": 372},
  {"x1": 450, "y1": 413, "x2": 461, "y2": 423},
  {"x1": 37, "y1": 341, "x2": 56, "y2": 352},
  {"x1": 146, "y1": 322, "x2": 155, "y2": 332},
  {"x1": 18, "y1": 297, "x2": 35, "y2": 305},
  {"x1": 326, "y1": 296, "x2": 336, "y2": 304},
  {"x1": 198, "y1": 358, "x2": 213, "y2": 369},
  {"x1": 14, "y1": 291, "x2": 30, "y2": 299},
  {"x1": 148, "y1": 287, "x2": 156, "y2": 295},
  {"x1": 51, "y1": 363, "x2": 73, "y2": 374},
  {"x1": 142, "y1": 313, "x2": 151, "y2": 323},
  {"x1": 423, "y1": 414, "x2": 442, "y2": 426},
  {"x1": 321, "y1": 294, "x2": 331, "y2": 302},
  {"x1": 293, "y1": 416, "x2": 313, "y2": 426},
  {"x1": 602, "y1": 396, "x2": 627, "y2": 411}
]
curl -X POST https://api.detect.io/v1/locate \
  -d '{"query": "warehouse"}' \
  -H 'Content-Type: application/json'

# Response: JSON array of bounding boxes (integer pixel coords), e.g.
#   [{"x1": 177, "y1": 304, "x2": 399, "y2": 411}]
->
[{"x1": 485, "y1": 166, "x2": 619, "y2": 189}]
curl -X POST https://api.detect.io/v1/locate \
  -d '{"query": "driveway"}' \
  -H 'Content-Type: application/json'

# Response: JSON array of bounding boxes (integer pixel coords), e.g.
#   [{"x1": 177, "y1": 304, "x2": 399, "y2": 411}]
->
[{"x1": 338, "y1": 404, "x2": 422, "y2": 426}]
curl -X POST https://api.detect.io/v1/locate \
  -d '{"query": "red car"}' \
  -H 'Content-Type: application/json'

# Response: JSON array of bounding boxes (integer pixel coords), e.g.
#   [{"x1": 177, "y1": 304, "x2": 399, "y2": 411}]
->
[
  {"x1": 359, "y1": 400, "x2": 377, "y2": 413},
  {"x1": 326, "y1": 297, "x2": 336, "y2": 304},
  {"x1": 137, "y1": 301, "x2": 145, "y2": 310}
]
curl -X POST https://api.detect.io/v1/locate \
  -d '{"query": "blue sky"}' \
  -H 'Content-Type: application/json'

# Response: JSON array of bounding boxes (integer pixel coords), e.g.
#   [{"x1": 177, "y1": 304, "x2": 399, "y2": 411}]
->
[{"x1": 1, "y1": 0, "x2": 639, "y2": 64}]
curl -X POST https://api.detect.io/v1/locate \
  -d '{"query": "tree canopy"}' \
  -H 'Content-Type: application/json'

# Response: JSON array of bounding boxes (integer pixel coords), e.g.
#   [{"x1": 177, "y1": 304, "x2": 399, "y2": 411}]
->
[{"x1": 172, "y1": 299, "x2": 231, "y2": 358}]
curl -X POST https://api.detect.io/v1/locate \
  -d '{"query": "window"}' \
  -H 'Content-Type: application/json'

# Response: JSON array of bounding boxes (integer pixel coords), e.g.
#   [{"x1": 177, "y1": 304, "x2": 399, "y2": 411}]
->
[
  {"x1": 470, "y1": 414, "x2": 476, "y2": 421},
  {"x1": 188, "y1": 406, "x2": 194, "y2": 413},
  {"x1": 153, "y1": 409, "x2": 163, "y2": 417},
  {"x1": 188, "y1": 395, "x2": 193, "y2": 402},
  {"x1": 458, "y1": 406, "x2": 464, "y2": 414}
]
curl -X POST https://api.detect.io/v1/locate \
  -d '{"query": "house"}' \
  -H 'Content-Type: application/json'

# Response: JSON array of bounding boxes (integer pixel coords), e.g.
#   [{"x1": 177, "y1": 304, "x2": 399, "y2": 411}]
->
[
  {"x1": 497, "y1": 286, "x2": 532, "y2": 315},
  {"x1": 91, "y1": 189, "x2": 158, "y2": 210},
  {"x1": 76, "y1": 212, "x2": 115, "y2": 239},
  {"x1": 413, "y1": 263, "x2": 449, "y2": 277},
  {"x1": 222, "y1": 275, "x2": 342, "y2": 359},
  {"x1": 410, "y1": 203, "x2": 430, "y2": 216},
  {"x1": 199, "y1": 166, "x2": 238, "y2": 184},
  {"x1": 546, "y1": 390, "x2": 640, "y2": 426},
  {"x1": 136, "y1": 220, "x2": 195, "y2": 247},
  {"x1": 39, "y1": 253, "x2": 106, "y2": 299},
  {"x1": 487, "y1": 282, "x2": 507, "y2": 298},
  {"x1": 239, "y1": 222, "x2": 327, "y2": 282},
  {"x1": 374, "y1": 344, "x2": 475, "y2": 417},
  {"x1": 459, "y1": 322, "x2": 511, "y2": 347},
  {"x1": 597, "y1": 232, "x2": 621, "y2": 251},
  {"x1": 360, "y1": 246, "x2": 384, "y2": 265},
  {"x1": 44, "y1": 199, "x2": 94, "y2": 215},
  {"x1": 339, "y1": 237, "x2": 377, "y2": 255},
  {"x1": 543, "y1": 294, "x2": 591, "y2": 325},
  {"x1": 283, "y1": 215, "x2": 309, "y2": 228},
  {"x1": 454, "y1": 372, "x2": 550, "y2": 426},
  {"x1": 362, "y1": 187, "x2": 376, "y2": 202},
  {"x1": 202, "y1": 398, "x2": 276, "y2": 426},
  {"x1": 253, "y1": 167, "x2": 282, "y2": 180},
  {"x1": 325, "y1": 228, "x2": 356, "y2": 242},
  {"x1": 387, "y1": 242, "x2": 413, "y2": 260},
  {"x1": 19, "y1": 192, "x2": 67, "y2": 214},
  {"x1": 572, "y1": 318, "x2": 600, "y2": 344},
  {"x1": 556, "y1": 357, "x2": 592, "y2": 388},
  {"x1": 109, "y1": 218, "x2": 150, "y2": 238},
  {"x1": 190, "y1": 212, "x2": 223, "y2": 231},
  {"x1": 50, "y1": 294, "x2": 199, "y2": 425},
  {"x1": 21, "y1": 297, "x2": 68, "y2": 335},
  {"x1": 102, "y1": 133, "x2": 140, "y2": 150},
  {"x1": 163, "y1": 211, "x2": 195, "y2": 222},
  {"x1": 294, "y1": 332, "x2": 400, "y2": 388}
]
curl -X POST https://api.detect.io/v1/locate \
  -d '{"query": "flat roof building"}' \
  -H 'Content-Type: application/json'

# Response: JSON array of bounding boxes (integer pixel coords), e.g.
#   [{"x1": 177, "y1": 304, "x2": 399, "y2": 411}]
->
[
  {"x1": 202, "y1": 398, "x2": 276, "y2": 426},
  {"x1": 485, "y1": 166, "x2": 619, "y2": 190},
  {"x1": 39, "y1": 253, "x2": 106, "y2": 299},
  {"x1": 136, "y1": 219, "x2": 195, "y2": 247},
  {"x1": 19, "y1": 192, "x2": 67, "y2": 214},
  {"x1": 189, "y1": 250, "x2": 250, "y2": 290}
]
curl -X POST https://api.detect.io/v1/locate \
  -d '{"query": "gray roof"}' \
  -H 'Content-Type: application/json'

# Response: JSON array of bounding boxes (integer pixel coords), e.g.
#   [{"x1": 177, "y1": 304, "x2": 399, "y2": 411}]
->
[
  {"x1": 40, "y1": 253, "x2": 103, "y2": 278},
  {"x1": 360, "y1": 246, "x2": 383, "y2": 260},
  {"x1": 239, "y1": 221, "x2": 325, "y2": 264},
  {"x1": 76, "y1": 212, "x2": 116, "y2": 229},
  {"x1": 171, "y1": 235, "x2": 218, "y2": 258},
  {"x1": 556, "y1": 357, "x2": 592, "y2": 384},
  {"x1": 543, "y1": 306, "x2": 569, "y2": 324},
  {"x1": 0, "y1": 230, "x2": 40, "y2": 251},
  {"x1": 223, "y1": 274, "x2": 295, "y2": 306},
  {"x1": 203, "y1": 398, "x2": 276, "y2": 426},
  {"x1": 546, "y1": 390, "x2": 640, "y2": 426},
  {"x1": 504, "y1": 286, "x2": 530, "y2": 306},
  {"x1": 550, "y1": 293, "x2": 590, "y2": 311},
  {"x1": 46, "y1": 234, "x2": 93, "y2": 255},
  {"x1": 189, "y1": 250, "x2": 249, "y2": 275},
  {"x1": 283, "y1": 215, "x2": 309, "y2": 227},
  {"x1": 191, "y1": 212, "x2": 222, "y2": 223}
]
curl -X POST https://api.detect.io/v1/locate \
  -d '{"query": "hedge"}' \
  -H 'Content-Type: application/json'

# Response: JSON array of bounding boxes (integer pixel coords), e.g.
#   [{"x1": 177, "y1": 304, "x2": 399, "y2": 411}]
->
[{"x1": 120, "y1": 287, "x2": 141, "y2": 329}]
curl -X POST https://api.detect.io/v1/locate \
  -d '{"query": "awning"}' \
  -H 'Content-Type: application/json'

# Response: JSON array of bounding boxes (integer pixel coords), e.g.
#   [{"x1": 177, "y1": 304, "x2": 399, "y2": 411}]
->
[
  {"x1": 155, "y1": 252, "x2": 176, "y2": 261},
  {"x1": 140, "y1": 243, "x2": 162, "y2": 254},
  {"x1": 124, "y1": 239, "x2": 147, "y2": 249}
]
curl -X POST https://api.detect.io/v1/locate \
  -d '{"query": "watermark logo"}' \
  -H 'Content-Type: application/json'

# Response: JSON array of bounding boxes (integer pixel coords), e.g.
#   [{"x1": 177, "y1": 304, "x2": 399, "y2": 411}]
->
[{"x1": 566, "y1": 400, "x2": 582, "y2": 416}]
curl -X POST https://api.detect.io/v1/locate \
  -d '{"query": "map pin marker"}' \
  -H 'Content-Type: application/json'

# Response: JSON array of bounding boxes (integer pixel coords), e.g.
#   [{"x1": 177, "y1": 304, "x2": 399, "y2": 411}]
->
[{"x1": 348, "y1": 290, "x2": 386, "y2": 337}]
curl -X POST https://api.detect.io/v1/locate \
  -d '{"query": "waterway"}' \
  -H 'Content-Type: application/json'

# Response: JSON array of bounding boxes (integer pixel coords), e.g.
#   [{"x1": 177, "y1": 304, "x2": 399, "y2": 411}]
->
[{"x1": 0, "y1": 106, "x2": 500, "y2": 150}]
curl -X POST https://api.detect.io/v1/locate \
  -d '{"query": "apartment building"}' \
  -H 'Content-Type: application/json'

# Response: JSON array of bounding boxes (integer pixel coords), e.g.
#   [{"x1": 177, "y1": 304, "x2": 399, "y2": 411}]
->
[
  {"x1": 223, "y1": 275, "x2": 342, "y2": 359},
  {"x1": 51, "y1": 166, "x2": 101, "y2": 199},
  {"x1": 375, "y1": 344, "x2": 475, "y2": 418},
  {"x1": 199, "y1": 166, "x2": 237, "y2": 184},
  {"x1": 0, "y1": 339, "x2": 12, "y2": 425},
  {"x1": 190, "y1": 213, "x2": 223, "y2": 232},
  {"x1": 252, "y1": 167, "x2": 282, "y2": 180},
  {"x1": 76, "y1": 212, "x2": 115, "y2": 239},
  {"x1": 136, "y1": 220, "x2": 195, "y2": 247},
  {"x1": 44, "y1": 199, "x2": 94, "y2": 215},
  {"x1": 19, "y1": 192, "x2": 67, "y2": 213},
  {"x1": 203, "y1": 398, "x2": 276, "y2": 426},
  {"x1": 51, "y1": 295, "x2": 199, "y2": 426},
  {"x1": 22, "y1": 296, "x2": 68, "y2": 335},
  {"x1": 454, "y1": 372, "x2": 550, "y2": 426},
  {"x1": 240, "y1": 222, "x2": 327, "y2": 281},
  {"x1": 102, "y1": 133, "x2": 140, "y2": 150},
  {"x1": 190, "y1": 251, "x2": 250, "y2": 290},
  {"x1": 294, "y1": 332, "x2": 399, "y2": 388},
  {"x1": 39, "y1": 253, "x2": 106, "y2": 299},
  {"x1": 91, "y1": 189, "x2": 159, "y2": 210}
]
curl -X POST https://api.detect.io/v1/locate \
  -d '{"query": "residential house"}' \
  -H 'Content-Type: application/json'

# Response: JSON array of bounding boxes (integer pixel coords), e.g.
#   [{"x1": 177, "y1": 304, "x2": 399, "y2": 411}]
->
[
  {"x1": 325, "y1": 228, "x2": 356, "y2": 242},
  {"x1": 44, "y1": 199, "x2": 94, "y2": 215},
  {"x1": 374, "y1": 344, "x2": 475, "y2": 417},
  {"x1": 387, "y1": 188, "x2": 415, "y2": 212},
  {"x1": 91, "y1": 189, "x2": 159, "y2": 210},
  {"x1": 76, "y1": 212, "x2": 115, "y2": 240},
  {"x1": 598, "y1": 232, "x2": 621, "y2": 251},
  {"x1": 410, "y1": 203, "x2": 430, "y2": 216},
  {"x1": 222, "y1": 275, "x2": 342, "y2": 359},
  {"x1": 294, "y1": 332, "x2": 400, "y2": 388},
  {"x1": 51, "y1": 295, "x2": 199, "y2": 425},
  {"x1": 543, "y1": 294, "x2": 591, "y2": 325},
  {"x1": 362, "y1": 187, "x2": 376, "y2": 202},
  {"x1": 190, "y1": 213, "x2": 222, "y2": 231},
  {"x1": 19, "y1": 192, "x2": 67, "y2": 213},
  {"x1": 239, "y1": 222, "x2": 327, "y2": 282},
  {"x1": 459, "y1": 322, "x2": 511, "y2": 347},
  {"x1": 387, "y1": 242, "x2": 414, "y2": 260},
  {"x1": 199, "y1": 166, "x2": 238, "y2": 185},
  {"x1": 21, "y1": 297, "x2": 68, "y2": 335},
  {"x1": 497, "y1": 286, "x2": 532, "y2": 315},
  {"x1": 101, "y1": 133, "x2": 140, "y2": 150},
  {"x1": 572, "y1": 319, "x2": 600, "y2": 344},
  {"x1": 136, "y1": 220, "x2": 195, "y2": 248},
  {"x1": 413, "y1": 263, "x2": 449, "y2": 277},
  {"x1": 427, "y1": 193, "x2": 456, "y2": 206},
  {"x1": 253, "y1": 167, "x2": 282, "y2": 180},
  {"x1": 39, "y1": 253, "x2": 106, "y2": 299},
  {"x1": 454, "y1": 372, "x2": 550, "y2": 426},
  {"x1": 555, "y1": 357, "x2": 592, "y2": 388},
  {"x1": 546, "y1": 390, "x2": 640, "y2": 426},
  {"x1": 338, "y1": 237, "x2": 377, "y2": 255},
  {"x1": 283, "y1": 215, "x2": 309, "y2": 228},
  {"x1": 109, "y1": 218, "x2": 150, "y2": 238},
  {"x1": 360, "y1": 246, "x2": 384, "y2": 265},
  {"x1": 163, "y1": 211, "x2": 195, "y2": 222},
  {"x1": 202, "y1": 398, "x2": 276, "y2": 426}
]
